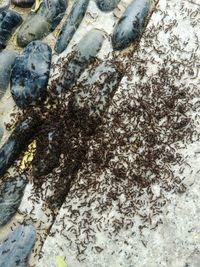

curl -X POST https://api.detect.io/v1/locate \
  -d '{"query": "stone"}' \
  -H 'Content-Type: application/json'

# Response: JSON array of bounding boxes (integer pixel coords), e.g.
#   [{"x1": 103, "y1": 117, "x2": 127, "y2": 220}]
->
[
  {"x1": 0, "y1": 175, "x2": 28, "y2": 226},
  {"x1": 11, "y1": 40, "x2": 52, "y2": 108},
  {"x1": 0, "y1": 10, "x2": 22, "y2": 50},
  {"x1": 57, "y1": 28, "x2": 105, "y2": 94},
  {"x1": 17, "y1": 0, "x2": 68, "y2": 47},
  {"x1": 0, "y1": 50, "x2": 17, "y2": 99},
  {"x1": 0, "y1": 224, "x2": 36, "y2": 267},
  {"x1": 96, "y1": 0, "x2": 120, "y2": 12},
  {"x1": 11, "y1": 0, "x2": 35, "y2": 8},
  {"x1": 0, "y1": 0, "x2": 10, "y2": 11},
  {"x1": 55, "y1": 0, "x2": 90, "y2": 54},
  {"x1": 0, "y1": 112, "x2": 41, "y2": 176},
  {"x1": 112, "y1": 0, "x2": 151, "y2": 50},
  {"x1": 69, "y1": 60, "x2": 123, "y2": 131}
]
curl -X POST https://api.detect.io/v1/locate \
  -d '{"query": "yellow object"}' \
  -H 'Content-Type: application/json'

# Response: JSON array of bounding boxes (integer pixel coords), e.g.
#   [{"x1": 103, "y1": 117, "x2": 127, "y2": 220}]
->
[
  {"x1": 19, "y1": 140, "x2": 37, "y2": 172},
  {"x1": 55, "y1": 256, "x2": 68, "y2": 267},
  {"x1": 85, "y1": 19, "x2": 93, "y2": 25},
  {"x1": 53, "y1": 28, "x2": 61, "y2": 38},
  {"x1": 31, "y1": 0, "x2": 43, "y2": 12},
  {"x1": 10, "y1": 32, "x2": 17, "y2": 47}
]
